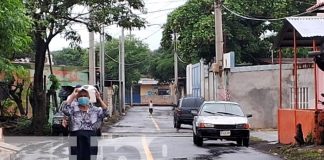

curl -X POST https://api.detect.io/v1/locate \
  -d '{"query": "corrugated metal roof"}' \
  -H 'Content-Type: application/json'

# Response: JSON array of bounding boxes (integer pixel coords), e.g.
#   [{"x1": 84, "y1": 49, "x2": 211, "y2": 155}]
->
[{"x1": 286, "y1": 16, "x2": 324, "y2": 37}]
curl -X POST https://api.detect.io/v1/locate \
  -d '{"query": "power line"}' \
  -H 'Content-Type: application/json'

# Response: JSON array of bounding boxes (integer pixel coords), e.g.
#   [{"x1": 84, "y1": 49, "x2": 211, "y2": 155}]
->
[
  {"x1": 222, "y1": 5, "x2": 311, "y2": 21},
  {"x1": 141, "y1": 28, "x2": 162, "y2": 41},
  {"x1": 145, "y1": 0, "x2": 186, "y2": 5},
  {"x1": 105, "y1": 52, "x2": 149, "y2": 66},
  {"x1": 177, "y1": 54, "x2": 188, "y2": 64},
  {"x1": 139, "y1": 7, "x2": 178, "y2": 15}
]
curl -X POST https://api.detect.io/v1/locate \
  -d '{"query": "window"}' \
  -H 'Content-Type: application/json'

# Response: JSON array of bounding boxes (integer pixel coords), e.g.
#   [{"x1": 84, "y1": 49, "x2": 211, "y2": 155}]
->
[
  {"x1": 158, "y1": 89, "x2": 170, "y2": 95},
  {"x1": 200, "y1": 103, "x2": 244, "y2": 117},
  {"x1": 290, "y1": 87, "x2": 309, "y2": 109}
]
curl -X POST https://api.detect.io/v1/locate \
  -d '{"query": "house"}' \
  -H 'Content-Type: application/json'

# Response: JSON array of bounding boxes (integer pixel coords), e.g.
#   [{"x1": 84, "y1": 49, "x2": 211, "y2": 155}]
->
[{"x1": 138, "y1": 78, "x2": 174, "y2": 105}]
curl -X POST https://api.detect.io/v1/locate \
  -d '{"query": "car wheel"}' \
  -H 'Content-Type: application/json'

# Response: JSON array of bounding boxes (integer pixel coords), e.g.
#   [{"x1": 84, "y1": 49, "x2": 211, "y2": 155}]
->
[
  {"x1": 52, "y1": 131, "x2": 59, "y2": 136},
  {"x1": 176, "y1": 120, "x2": 181, "y2": 129},
  {"x1": 173, "y1": 118, "x2": 176, "y2": 128},
  {"x1": 243, "y1": 138, "x2": 249, "y2": 147},
  {"x1": 52, "y1": 126, "x2": 60, "y2": 136},
  {"x1": 236, "y1": 138, "x2": 243, "y2": 146},
  {"x1": 193, "y1": 133, "x2": 203, "y2": 146},
  {"x1": 62, "y1": 127, "x2": 69, "y2": 136}
]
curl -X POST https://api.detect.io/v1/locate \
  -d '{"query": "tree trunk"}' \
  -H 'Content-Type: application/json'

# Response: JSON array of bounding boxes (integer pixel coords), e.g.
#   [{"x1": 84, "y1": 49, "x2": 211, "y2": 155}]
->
[
  {"x1": 9, "y1": 82, "x2": 26, "y2": 116},
  {"x1": 31, "y1": 32, "x2": 47, "y2": 135},
  {"x1": 10, "y1": 92, "x2": 25, "y2": 116}
]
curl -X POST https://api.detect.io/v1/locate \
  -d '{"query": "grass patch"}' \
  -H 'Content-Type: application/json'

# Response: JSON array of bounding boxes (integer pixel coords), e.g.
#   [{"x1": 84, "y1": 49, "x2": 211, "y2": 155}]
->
[
  {"x1": 271, "y1": 145, "x2": 324, "y2": 160},
  {"x1": 250, "y1": 136, "x2": 264, "y2": 142}
]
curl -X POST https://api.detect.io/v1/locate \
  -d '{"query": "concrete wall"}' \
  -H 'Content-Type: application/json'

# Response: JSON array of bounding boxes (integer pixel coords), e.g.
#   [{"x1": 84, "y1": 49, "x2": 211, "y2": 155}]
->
[
  {"x1": 140, "y1": 84, "x2": 174, "y2": 105},
  {"x1": 140, "y1": 85, "x2": 155, "y2": 96},
  {"x1": 28, "y1": 65, "x2": 89, "y2": 87},
  {"x1": 228, "y1": 64, "x2": 315, "y2": 128},
  {"x1": 141, "y1": 95, "x2": 173, "y2": 105}
]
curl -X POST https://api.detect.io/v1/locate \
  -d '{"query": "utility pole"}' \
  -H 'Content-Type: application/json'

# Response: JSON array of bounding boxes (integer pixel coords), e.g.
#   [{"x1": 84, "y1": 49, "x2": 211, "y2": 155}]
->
[
  {"x1": 88, "y1": 7, "x2": 95, "y2": 85},
  {"x1": 100, "y1": 26, "x2": 105, "y2": 93},
  {"x1": 89, "y1": 31, "x2": 95, "y2": 85},
  {"x1": 119, "y1": 28, "x2": 125, "y2": 114},
  {"x1": 213, "y1": 0, "x2": 224, "y2": 100},
  {"x1": 121, "y1": 28, "x2": 125, "y2": 113},
  {"x1": 174, "y1": 31, "x2": 178, "y2": 103},
  {"x1": 100, "y1": 25, "x2": 109, "y2": 108}
]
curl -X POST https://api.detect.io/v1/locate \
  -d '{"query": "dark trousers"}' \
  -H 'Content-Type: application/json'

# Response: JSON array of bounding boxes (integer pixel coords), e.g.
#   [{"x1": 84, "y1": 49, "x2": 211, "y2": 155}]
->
[
  {"x1": 70, "y1": 130, "x2": 98, "y2": 160},
  {"x1": 149, "y1": 108, "x2": 153, "y2": 114}
]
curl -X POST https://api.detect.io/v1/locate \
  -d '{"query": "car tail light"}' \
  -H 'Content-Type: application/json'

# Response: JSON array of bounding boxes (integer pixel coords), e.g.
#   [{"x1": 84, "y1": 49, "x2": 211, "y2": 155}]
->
[{"x1": 176, "y1": 108, "x2": 182, "y2": 115}]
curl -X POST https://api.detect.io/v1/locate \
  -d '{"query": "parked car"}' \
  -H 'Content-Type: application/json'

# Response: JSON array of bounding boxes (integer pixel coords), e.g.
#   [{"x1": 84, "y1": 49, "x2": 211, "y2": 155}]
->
[
  {"x1": 173, "y1": 96, "x2": 204, "y2": 129},
  {"x1": 192, "y1": 101, "x2": 252, "y2": 147},
  {"x1": 52, "y1": 101, "x2": 69, "y2": 136}
]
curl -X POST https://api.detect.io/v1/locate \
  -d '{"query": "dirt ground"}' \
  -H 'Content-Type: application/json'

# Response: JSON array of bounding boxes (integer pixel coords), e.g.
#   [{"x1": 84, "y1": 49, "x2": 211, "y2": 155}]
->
[{"x1": 251, "y1": 139, "x2": 324, "y2": 160}]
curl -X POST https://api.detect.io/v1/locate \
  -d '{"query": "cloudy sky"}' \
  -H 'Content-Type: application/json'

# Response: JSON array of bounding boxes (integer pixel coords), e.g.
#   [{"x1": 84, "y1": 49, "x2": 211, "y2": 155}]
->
[{"x1": 49, "y1": 0, "x2": 187, "y2": 51}]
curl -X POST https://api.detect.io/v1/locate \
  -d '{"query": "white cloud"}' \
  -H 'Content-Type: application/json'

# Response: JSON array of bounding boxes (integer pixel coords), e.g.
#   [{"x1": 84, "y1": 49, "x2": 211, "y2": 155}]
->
[{"x1": 49, "y1": 0, "x2": 186, "y2": 51}]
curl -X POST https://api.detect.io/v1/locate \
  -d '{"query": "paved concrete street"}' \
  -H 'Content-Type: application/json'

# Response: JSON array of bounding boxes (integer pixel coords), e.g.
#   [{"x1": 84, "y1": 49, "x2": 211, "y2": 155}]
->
[
  {"x1": 3, "y1": 106, "x2": 282, "y2": 159},
  {"x1": 100, "y1": 106, "x2": 281, "y2": 160}
]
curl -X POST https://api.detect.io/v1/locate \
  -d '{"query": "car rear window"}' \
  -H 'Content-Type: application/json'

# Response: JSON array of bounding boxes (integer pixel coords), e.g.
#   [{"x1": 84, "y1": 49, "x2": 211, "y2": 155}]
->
[{"x1": 181, "y1": 98, "x2": 203, "y2": 108}]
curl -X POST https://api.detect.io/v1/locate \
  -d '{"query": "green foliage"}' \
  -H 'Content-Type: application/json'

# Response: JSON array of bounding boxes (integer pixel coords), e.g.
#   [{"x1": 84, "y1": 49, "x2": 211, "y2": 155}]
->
[
  {"x1": 0, "y1": 58, "x2": 15, "y2": 82},
  {"x1": 162, "y1": 0, "x2": 214, "y2": 63},
  {"x1": 0, "y1": 0, "x2": 32, "y2": 58},
  {"x1": 104, "y1": 36, "x2": 151, "y2": 87},
  {"x1": 2, "y1": 99, "x2": 16, "y2": 116},
  {"x1": 14, "y1": 66, "x2": 30, "y2": 81},
  {"x1": 48, "y1": 74, "x2": 60, "y2": 90},
  {"x1": 16, "y1": 116, "x2": 32, "y2": 129},
  {"x1": 148, "y1": 48, "x2": 186, "y2": 82},
  {"x1": 52, "y1": 48, "x2": 88, "y2": 66},
  {"x1": 25, "y1": 0, "x2": 146, "y2": 48},
  {"x1": 0, "y1": 57, "x2": 30, "y2": 82},
  {"x1": 304, "y1": 132, "x2": 314, "y2": 145},
  {"x1": 161, "y1": 0, "x2": 315, "y2": 64}
]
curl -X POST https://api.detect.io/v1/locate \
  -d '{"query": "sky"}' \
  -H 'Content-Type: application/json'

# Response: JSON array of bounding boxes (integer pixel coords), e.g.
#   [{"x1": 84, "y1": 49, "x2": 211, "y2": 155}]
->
[{"x1": 49, "y1": 0, "x2": 187, "y2": 52}]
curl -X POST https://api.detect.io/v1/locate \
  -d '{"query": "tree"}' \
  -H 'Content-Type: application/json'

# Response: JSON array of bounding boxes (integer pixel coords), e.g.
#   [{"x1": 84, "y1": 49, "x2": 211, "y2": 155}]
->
[
  {"x1": 148, "y1": 48, "x2": 187, "y2": 82},
  {"x1": 104, "y1": 36, "x2": 151, "y2": 88},
  {"x1": 161, "y1": 0, "x2": 314, "y2": 64},
  {"x1": 52, "y1": 48, "x2": 88, "y2": 66},
  {"x1": 0, "y1": 58, "x2": 30, "y2": 116},
  {"x1": 0, "y1": 1, "x2": 31, "y2": 117},
  {"x1": 0, "y1": 0, "x2": 31, "y2": 59},
  {"x1": 25, "y1": 0, "x2": 146, "y2": 134}
]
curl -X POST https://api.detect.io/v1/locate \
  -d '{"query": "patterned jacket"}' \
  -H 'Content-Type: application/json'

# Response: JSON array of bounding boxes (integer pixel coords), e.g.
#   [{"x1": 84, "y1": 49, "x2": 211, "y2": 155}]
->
[{"x1": 63, "y1": 102, "x2": 109, "y2": 131}]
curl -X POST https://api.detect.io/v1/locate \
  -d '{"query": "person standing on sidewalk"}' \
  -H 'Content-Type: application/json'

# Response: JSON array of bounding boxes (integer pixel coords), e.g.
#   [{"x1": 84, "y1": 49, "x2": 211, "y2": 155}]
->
[
  {"x1": 149, "y1": 100, "x2": 153, "y2": 115},
  {"x1": 63, "y1": 87, "x2": 109, "y2": 160}
]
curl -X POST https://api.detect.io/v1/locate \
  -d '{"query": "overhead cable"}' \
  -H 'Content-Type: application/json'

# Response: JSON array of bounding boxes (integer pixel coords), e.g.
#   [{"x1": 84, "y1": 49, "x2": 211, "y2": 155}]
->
[
  {"x1": 222, "y1": 5, "x2": 311, "y2": 21},
  {"x1": 105, "y1": 52, "x2": 149, "y2": 66},
  {"x1": 176, "y1": 53, "x2": 188, "y2": 64},
  {"x1": 141, "y1": 28, "x2": 162, "y2": 41}
]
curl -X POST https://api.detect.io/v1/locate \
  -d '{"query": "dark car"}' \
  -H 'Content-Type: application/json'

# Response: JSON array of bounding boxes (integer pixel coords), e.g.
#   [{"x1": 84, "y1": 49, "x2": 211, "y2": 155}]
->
[
  {"x1": 173, "y1": 96, "x2": 204, "y2": 129},
  {"x1": 52, "y1": 85, "x2": 75, "y2": 136},
  {"x1": 52, "y1": 101, "x2": 69, "y2": 136}
]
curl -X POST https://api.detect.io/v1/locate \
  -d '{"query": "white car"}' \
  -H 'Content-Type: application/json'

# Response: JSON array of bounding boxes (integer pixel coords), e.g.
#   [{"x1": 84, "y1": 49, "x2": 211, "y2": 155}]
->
[{"x1": 192, "y1": 101, "x2": 252, "y2": 147}]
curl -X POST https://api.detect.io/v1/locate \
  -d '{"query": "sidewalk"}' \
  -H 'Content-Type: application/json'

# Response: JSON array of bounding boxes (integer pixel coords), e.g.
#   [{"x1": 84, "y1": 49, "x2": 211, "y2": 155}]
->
[
  {"x1": 0, "y1": 128, "x2": 19, "y2": 160},
  {"x1": 250, "y1": 129, "x2": 278, "y2": 144}
]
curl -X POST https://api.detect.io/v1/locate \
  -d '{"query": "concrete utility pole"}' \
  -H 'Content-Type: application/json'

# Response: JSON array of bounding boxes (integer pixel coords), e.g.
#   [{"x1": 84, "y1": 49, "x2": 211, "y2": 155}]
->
[
  {"x1": 100, "y1": 26, "x2": 105, "y2": 93},
  {"x1": 89, "y1": 30, "x2": 96, "y2": 85},
  {"x1": 121, "y1": 28, "x2": 126, "y2": 113},
  {"x1": 174, "y1": 31, "x2": 178, "y2": 102},
  {"x1": 213, "y1": 0, "x2": 224, "y2": 100},
  {"x1": 119, "y1": 28, "x2": 125, "y2": 114},
  {"x1": 88, "y1": 7, "x2": 95, "y2": 85}
]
